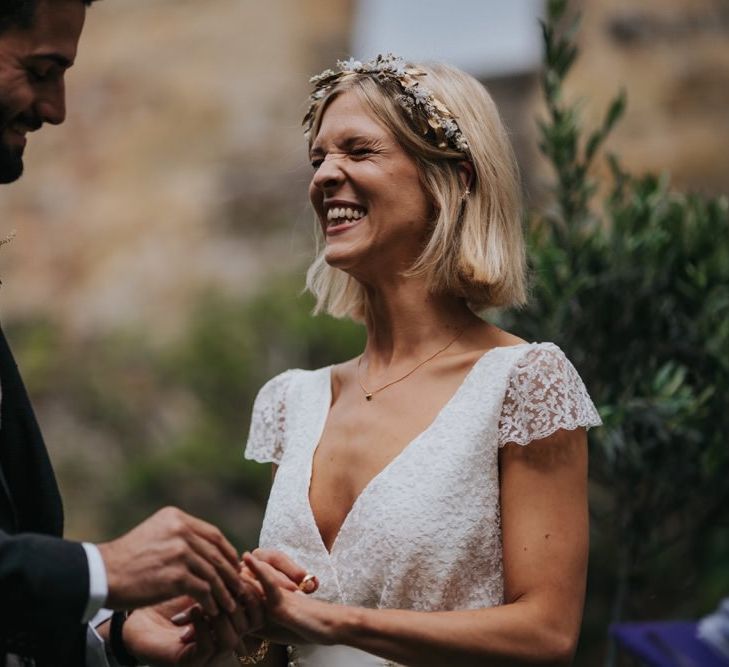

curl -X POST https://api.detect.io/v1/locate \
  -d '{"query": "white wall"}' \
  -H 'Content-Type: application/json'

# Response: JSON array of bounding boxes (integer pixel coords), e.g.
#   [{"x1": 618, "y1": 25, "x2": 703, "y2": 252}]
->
[{"x1": 353, "y1": 0, "x2": 543, "y2": 78}]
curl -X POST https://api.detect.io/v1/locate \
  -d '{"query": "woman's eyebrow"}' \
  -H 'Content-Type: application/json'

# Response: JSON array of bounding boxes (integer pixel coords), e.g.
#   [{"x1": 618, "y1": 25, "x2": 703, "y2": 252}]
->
[{"x1": 310, "y1": 135, "x2": 378, "y2": 156}]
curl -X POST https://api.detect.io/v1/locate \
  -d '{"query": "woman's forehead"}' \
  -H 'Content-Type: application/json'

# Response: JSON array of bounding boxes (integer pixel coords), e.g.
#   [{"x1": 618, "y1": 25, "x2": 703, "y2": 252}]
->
[{"x1": 313, "y1": 92, "x2": 391, "y2": 145}]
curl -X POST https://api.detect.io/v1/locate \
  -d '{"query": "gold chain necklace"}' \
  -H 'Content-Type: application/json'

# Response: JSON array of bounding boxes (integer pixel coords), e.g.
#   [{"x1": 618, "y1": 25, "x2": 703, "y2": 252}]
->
[{"x1": 356, "y1": 326, "x2": 468, "y2": 401}]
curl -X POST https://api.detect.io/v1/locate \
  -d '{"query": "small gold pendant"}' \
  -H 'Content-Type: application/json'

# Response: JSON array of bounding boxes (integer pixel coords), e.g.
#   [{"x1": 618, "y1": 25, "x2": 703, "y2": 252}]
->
[{"x1": 365, "y1": 393, "x2": 373, "y2": 401}]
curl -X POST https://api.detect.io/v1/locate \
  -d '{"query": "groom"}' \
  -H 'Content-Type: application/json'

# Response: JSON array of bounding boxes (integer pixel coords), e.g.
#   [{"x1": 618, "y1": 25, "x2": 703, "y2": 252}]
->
[{"x1": 1, "y1": 1, "x2": 248, "y2": 665}]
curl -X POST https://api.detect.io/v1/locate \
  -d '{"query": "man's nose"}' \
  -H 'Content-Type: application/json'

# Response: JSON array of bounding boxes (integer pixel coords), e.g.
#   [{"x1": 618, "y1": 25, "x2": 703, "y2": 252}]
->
[{"x1": 37, "y1": 81, "x2": 67, "y2": 126}]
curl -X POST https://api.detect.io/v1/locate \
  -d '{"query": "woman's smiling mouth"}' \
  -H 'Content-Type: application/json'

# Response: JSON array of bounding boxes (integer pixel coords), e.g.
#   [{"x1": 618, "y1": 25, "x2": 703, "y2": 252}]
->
[{"x1": 325, "y1": 204, "x2": 368, "y2": 233}]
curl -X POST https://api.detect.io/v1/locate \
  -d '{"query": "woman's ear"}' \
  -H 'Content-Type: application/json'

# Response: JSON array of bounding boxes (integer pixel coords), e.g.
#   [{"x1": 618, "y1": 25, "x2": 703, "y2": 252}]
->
[{"x1": 457, "y1": 160, "x2": 475, "y2": 192}]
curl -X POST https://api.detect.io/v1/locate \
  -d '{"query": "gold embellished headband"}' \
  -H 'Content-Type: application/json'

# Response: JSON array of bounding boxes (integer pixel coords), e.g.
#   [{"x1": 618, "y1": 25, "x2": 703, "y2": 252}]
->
[{"x1": 303, "y1": 53, "x2": 471, "y2": 159}]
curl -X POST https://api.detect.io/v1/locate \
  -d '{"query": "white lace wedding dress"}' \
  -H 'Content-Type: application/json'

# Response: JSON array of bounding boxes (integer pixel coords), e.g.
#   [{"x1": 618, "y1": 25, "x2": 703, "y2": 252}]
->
[{"x1": 244, "y1": 343, "x2": 601, "y2": 666}]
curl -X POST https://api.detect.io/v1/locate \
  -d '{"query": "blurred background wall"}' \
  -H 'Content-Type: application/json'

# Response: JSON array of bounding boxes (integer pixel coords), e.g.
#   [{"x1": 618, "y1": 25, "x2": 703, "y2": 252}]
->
[
  {"x1": 0, "y1": 0, "x2": 727, "y2": 661},
  {"x1": 3, "y1": 0, "x2": 727, "y2": 335}
]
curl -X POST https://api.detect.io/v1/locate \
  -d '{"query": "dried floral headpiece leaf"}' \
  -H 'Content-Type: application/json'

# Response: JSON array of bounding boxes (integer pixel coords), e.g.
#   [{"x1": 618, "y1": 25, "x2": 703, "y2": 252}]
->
[
  {"x1": 0, "y1": 230, "x2": 15, "y2": 288},
  {"x1": 0, "y1": 231, "x2": 15, "y2": 248},
  {"x1": 303, "y1": 53, "x2": 471, "y2": 158}
]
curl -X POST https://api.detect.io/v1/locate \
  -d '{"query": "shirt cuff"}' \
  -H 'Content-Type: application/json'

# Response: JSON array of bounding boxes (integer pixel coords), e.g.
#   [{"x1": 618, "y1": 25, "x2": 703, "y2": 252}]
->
[
  {"x1": 86, "y1": 621, "x2": 112, "y2": 667},
  {"x1": 82, "y1": 542, "x2": 109, "y2": 624}
]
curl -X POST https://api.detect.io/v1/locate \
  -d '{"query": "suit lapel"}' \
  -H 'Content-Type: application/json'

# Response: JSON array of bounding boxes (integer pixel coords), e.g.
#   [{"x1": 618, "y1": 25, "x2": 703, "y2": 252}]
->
[
  {"x1": 0, "y1": 331, "x2": 19, "y2": 530},
  {"x1": 0, "y1": 326, "x2": 63, "y2": 536},
  {"x1": 0, "y1": 455, "x2": 18, "y2": 531}
]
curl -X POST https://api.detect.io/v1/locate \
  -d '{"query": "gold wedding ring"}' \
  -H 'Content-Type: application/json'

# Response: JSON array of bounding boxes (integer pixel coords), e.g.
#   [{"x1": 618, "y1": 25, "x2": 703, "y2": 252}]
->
[{"x1": 298, "y1": 573, "x2": 318, "y2": 593}]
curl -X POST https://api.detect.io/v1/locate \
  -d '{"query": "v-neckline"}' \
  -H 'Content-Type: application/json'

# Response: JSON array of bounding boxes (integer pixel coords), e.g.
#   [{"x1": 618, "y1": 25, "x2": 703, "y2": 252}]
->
[{"x1": 305, "y1": 342, "x2": 531, "y2": 557}]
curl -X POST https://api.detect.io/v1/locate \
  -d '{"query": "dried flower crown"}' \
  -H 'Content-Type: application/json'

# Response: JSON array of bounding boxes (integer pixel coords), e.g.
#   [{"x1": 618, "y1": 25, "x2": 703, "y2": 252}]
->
[{"x1": 303, "y1": 53, "x2": 471, "y2": 159}]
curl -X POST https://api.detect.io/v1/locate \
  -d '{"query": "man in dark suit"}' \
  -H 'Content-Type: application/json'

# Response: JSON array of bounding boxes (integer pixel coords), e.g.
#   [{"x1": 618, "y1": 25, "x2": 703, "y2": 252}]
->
[{"x1": 0, "y1": 1, "x2": 250, "y2": 664}]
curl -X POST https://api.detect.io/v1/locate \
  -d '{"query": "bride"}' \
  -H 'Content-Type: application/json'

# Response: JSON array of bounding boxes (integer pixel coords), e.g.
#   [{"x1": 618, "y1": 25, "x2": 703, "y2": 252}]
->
[{"x1": 236, "y1": 54, "x2": 601, "y2": 666}]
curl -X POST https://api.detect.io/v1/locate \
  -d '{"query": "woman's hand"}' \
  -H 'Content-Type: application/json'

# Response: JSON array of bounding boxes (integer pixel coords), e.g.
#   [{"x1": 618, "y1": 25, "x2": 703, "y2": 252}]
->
[
  {"x1": 241, "y1": 548, "x2": 318, "y2": 595},
  {"x1": 243, "y1": 552, "x2": 342, "y2": 646},
  {"x1": 170, "y1": 579, "x2": 265, "y2": 641},
  {"x1": 171, "y1": 548, "x2": 319, "y2": 646}
]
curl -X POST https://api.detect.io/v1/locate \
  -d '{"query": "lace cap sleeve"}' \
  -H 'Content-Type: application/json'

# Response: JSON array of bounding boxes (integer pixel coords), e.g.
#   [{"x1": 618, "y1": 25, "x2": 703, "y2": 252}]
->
[
  {"x1": 244, "y1": 370, "x2": 297, "y2": 465},
  {"x1": 498, "y1": 344, "x2": 602, "y2": 447}
]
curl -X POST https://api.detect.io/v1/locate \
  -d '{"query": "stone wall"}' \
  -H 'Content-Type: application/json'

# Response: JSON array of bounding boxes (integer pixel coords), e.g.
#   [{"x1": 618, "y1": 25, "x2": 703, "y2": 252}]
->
[
  {"x1": 568, "y1": 0, "x2": 729, "y2": 195},
  {"x1": 0, "y1": 0, "x2": 353, "y2": 336},
  {"x1": 1, "y1": 0, "x2": 726, "y2": 336}
]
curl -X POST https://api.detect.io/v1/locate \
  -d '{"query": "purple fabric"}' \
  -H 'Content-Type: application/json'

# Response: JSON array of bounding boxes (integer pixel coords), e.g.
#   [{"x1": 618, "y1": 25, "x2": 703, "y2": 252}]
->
[{"x1": 611, "y1": 621, "x2": 729, "y2": 666}]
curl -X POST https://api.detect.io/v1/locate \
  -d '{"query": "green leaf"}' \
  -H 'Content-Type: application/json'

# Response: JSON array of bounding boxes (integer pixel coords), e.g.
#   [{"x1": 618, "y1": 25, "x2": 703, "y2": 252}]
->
[
  {"x1": 547, "y1": 0, "x2": 569, "y2": 22},
  {"x1": 604, "y1": 89, "x2": 627, "y2": 133}
]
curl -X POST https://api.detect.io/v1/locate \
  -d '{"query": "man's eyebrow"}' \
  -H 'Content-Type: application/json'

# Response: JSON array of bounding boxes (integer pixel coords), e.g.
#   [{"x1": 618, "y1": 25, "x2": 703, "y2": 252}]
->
[{"x1": 30, "y1": 53, "x2": 74, "y2": 68}]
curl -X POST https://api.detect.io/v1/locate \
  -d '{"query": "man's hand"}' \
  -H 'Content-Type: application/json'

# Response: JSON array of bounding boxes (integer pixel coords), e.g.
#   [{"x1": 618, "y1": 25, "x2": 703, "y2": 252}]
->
[
  {"x1": 120, "y1": 598, "x2": 236, "y2": 667},
  {"x1": 98, "y1": 507, "x2": 244, "y2": 616}
]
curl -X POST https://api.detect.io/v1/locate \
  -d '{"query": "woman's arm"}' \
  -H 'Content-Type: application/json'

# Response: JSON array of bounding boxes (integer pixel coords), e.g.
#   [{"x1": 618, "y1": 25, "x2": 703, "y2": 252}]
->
[{"x1": 245, "y1": 426, "x2": 588, "y2": 667}]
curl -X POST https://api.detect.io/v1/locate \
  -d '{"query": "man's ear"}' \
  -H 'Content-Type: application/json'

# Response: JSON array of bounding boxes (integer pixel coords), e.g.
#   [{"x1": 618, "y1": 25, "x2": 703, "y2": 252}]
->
[{"x1": 457, "y1": 160, "x2": 474, "y2": 192}]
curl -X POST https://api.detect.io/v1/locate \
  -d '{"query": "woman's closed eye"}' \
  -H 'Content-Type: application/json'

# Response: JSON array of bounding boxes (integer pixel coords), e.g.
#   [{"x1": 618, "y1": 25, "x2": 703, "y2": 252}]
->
[
  {"x1": 311, "y1": 150, "x2": 367, "y2": 170},
  {"x1": 350, "y1": 147, "x2": 373, "y2": 159}
]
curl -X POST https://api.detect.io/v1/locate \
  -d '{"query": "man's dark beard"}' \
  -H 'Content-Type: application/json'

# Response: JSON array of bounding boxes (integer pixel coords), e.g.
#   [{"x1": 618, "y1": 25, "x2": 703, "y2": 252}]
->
[
  {"x1": 0, "y1": 103, "x2": 36, "y2": 183},
  {"x1": 0, "y1": 139, "x2": 23, "y2": 183}
]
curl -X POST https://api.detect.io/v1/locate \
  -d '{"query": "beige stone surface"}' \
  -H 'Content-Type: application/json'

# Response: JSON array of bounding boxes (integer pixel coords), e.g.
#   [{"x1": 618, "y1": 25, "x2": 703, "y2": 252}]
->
[
  {"x1": 0, "y1": 0, "x2": 352, "y2": 336},
  {"x1": 567, "y1": 0, "x2": 729, "y2": 195},
  {"x1": 1, "y1": 0, "x2": 726, "y2": 543},
  {"x1": 2, "y1": 0, "x2": 726, "y2": 337}
]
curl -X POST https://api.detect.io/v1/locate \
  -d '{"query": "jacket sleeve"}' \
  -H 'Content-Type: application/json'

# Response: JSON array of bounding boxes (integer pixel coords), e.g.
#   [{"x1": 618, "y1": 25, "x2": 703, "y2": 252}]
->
[{"x1": 0, "y1": 529, "x2": 90, "y2": 665}]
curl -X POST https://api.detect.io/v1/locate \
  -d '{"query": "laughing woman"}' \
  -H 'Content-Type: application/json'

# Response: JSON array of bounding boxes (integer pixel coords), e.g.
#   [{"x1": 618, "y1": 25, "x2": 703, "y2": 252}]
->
[{"x1": 238, "y1": 55, "x2": 601, "y2": 667}]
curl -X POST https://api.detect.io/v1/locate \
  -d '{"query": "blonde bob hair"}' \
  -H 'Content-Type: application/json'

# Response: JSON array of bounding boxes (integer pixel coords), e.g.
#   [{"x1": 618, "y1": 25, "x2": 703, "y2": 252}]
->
[{"x1": 305, "y1": 61, "x2": 526, "y2": 322}]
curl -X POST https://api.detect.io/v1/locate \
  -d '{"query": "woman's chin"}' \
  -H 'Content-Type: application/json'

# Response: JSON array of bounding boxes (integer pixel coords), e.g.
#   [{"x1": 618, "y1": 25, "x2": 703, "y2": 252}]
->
[{"x1": 323, "y1": 244, "x2": 364, "y2": 271}]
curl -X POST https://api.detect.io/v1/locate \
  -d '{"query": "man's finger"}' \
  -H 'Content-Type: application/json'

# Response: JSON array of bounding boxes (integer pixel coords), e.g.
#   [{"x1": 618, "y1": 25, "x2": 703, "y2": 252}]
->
[
  {"x1": 185, "y1": 550, "x2": 237, "y2": 615},
  {"x1": 185, "y1": 608, "x2": 215, "y2": 662},
  {"x1": 181, "y1": 572, "x2": 219, "y2": 617},
  {"x1": 209, "y1": 613, "x2": 239, "y2": 652},
  {"x1": 187, "y1": 534, "x2": 246, "y2": 606},
  {"x1": 186, "y1": 515, "x2": 240, "y2": 568}
]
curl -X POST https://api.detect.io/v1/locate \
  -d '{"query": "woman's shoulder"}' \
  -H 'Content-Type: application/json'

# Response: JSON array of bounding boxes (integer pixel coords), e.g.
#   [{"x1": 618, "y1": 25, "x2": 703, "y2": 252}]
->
[
  {"x1": 256, "y1": 365, "x2": 331, "y2": 399},
  {"x1": 246, "y1": 365, "x2": 331, "y2": 465},
  {"x1": 497, "y1": 341, "x2": 602, "y2": 446}
]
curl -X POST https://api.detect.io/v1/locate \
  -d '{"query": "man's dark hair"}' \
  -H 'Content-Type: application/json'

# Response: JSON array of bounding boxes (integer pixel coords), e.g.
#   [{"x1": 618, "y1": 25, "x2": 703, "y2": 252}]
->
[{"x1": 0, "y1": 0, "x2": 98, "y2": 34}]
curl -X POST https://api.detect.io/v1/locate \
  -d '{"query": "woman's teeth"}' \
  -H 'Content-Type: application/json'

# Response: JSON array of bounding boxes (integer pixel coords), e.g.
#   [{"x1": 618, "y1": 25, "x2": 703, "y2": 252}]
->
[{"x1": 327, "y1": 206, "x2": 366, "y2": 225}]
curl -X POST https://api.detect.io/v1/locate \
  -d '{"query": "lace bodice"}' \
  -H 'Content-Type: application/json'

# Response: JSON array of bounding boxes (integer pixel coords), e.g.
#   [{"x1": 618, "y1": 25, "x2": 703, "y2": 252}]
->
[{"x1": 244, "y1": 343, "x2": 601, "y2": 664}]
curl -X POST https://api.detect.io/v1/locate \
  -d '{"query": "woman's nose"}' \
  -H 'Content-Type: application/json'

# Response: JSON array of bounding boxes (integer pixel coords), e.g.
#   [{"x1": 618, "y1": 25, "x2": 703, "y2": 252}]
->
[{"x1": 311, "y1": 154, "x2": 346, "y2": 192}]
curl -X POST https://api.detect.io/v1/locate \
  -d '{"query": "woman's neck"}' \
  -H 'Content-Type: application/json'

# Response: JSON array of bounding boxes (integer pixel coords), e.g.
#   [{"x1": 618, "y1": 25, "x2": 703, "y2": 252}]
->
[{"x1": 361, "y1": 277, "x2": 480, "y2": 370}]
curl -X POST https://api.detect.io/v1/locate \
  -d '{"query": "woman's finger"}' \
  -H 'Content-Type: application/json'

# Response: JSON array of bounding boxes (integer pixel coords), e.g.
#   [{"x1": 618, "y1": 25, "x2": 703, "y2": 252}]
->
[
  {"x1": 242, "y1": 557, "x2": 299, "y2": 593},
  {"x1": 242, "y1": 553, "x2": 285, "y2": 605},
  {"x1": 240, "y1": 565, "x2": 266, "y2": 597},
  {"x1": 298, "y1": 573, "x2": 319, "y2": 594},
  {"x1": 240, "y1": 579, "x2": 265, "y2": 632},
  {"x1": 252, "y1": 548, "x2": 309, "y2": 588}
]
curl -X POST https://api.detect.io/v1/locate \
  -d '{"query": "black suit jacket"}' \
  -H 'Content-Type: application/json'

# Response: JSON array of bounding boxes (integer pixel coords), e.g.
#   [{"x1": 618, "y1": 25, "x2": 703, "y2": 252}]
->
[{"x1": 0, "y1": 327, "x2": 89, "y2": 666}]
